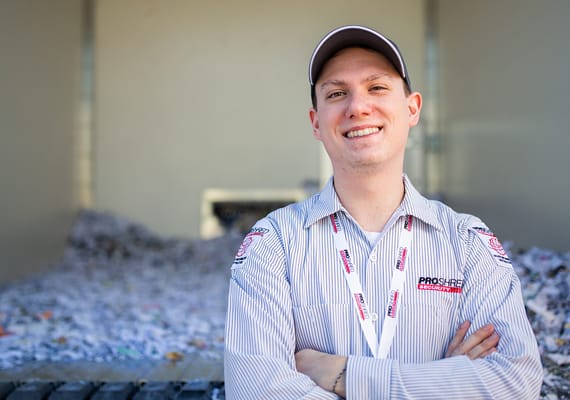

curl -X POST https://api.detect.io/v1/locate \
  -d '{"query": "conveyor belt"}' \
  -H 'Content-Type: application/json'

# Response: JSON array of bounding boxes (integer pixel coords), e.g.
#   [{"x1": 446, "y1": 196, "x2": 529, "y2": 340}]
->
[{"x1": 0, "y1": 380, "x2": 224, "y2": 400}]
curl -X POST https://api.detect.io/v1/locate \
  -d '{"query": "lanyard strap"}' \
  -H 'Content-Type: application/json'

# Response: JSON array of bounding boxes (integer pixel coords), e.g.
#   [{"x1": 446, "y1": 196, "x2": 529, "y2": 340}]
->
[{"x1": 329, "y1": 213, "x2": 413, "y2": 359}]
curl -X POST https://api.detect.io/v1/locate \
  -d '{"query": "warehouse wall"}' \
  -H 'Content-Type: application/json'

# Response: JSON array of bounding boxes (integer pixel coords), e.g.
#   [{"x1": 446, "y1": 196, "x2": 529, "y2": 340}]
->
[
  {"x1": 437, "y1": 0, "x2": 570, "y2": 251},
  {"x1": 0, "y1": 1, "x2": 82, "y2": 283},
  {"x1": 4, "y1": 0, "x2": 566, "y2": 285},
  {"x1": 93, "y1": 0, "x2": 426, "y2": 238}
]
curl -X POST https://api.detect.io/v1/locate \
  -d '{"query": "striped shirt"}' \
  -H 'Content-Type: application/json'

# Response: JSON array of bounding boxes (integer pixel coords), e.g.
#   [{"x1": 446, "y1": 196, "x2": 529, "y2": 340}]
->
[{"x1": 224, "y1": 176, "x2": 542, "y2": 399}]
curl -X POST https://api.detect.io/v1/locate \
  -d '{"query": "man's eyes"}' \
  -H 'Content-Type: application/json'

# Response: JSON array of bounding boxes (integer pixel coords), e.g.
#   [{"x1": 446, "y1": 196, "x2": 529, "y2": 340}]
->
[
  {"x1": 325, "y1": 85, "x2": 388, "y2": 99},
  {"x1": 326, "y1": 91, "x2": 346, "y2": 99},
  {"x1": 370, "y1": 85, "x2": 387, "y2": 92}
]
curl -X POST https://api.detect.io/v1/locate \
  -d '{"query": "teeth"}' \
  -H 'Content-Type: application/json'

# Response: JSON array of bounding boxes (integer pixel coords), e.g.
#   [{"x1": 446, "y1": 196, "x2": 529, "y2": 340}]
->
[{"x1": 346, "y1": 127, "x2": 379, "y2": 138}]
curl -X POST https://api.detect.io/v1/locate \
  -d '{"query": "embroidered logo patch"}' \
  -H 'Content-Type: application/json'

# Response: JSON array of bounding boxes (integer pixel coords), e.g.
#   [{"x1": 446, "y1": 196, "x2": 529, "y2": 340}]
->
[
  {"x1": 472, "y1": 226, "x2": 512, "y2": 268},
  {"x1": 233, "y1": 226, "x2": 269, "y2": 266}
]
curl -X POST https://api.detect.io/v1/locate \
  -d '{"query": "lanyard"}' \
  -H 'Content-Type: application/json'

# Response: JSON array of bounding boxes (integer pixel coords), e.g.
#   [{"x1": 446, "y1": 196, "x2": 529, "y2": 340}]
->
[{"x1": 329, "y1": 212, "x2": 413, "y2": 359}]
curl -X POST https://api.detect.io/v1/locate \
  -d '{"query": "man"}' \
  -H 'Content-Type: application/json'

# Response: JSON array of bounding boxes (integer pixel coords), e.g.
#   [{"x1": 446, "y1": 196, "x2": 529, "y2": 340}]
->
[{"x1": 225, "y1": 25, "x2": 542, "y2": 399}]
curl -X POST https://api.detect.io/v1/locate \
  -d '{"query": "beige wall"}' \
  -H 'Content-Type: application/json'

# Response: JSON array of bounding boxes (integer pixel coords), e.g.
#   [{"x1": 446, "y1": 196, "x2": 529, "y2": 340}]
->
[
  {"x1": 0, "y1": 0, "x2": 82, "y2": 282},
  {"x1": 94, "y1": 0, "x2": 426, "y2": 238},
  {"x1": 1, "y1": 0, "x2": 567, "y2": 285},
  {"x1": 437, "y1": 0, "x2": 570, "y2": 251}
]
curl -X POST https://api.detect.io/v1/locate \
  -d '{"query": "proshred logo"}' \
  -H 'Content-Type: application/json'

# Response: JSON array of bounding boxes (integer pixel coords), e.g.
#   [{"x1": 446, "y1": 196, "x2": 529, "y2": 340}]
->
[
  {"x1": 233, "y1": 227, "x2": 269, "y2": 265},
  {"x1": 339, "y1": 249, "x2": 354, "y2": 274},
  {"x1": 395, "y1": 247, "x2": 408, "y2": 271},
  {"x1": 387, "y1": 290, "x2": 399, "y2": 318},
  {"x1": 354, "y1": 293, "x2": 369, "y2": 320},
  {"x1": 473, "y1": 226, "x2": 512, "y2": 267},
  {"x1": 329, "y1": 213, "x2": 341, "y2": 233},
  {"x1": 417, "y1": 276, "x2": 463, "y2": 293}
]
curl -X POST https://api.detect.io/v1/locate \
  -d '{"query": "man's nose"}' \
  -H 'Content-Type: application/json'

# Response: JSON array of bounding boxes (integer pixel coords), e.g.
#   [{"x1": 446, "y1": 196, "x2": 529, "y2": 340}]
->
[{"x1": 345, "y1": 90, "x2": 372, "y2": 118}]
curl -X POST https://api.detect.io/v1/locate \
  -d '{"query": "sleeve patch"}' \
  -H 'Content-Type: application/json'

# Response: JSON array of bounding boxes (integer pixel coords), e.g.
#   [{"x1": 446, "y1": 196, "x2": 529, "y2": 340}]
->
[
  {"x1": 232, "y1": 224, "x2": 270, "y2": 267},
  {"x1": 472, "y1": 226, "x2": 512, "y2": 268}
]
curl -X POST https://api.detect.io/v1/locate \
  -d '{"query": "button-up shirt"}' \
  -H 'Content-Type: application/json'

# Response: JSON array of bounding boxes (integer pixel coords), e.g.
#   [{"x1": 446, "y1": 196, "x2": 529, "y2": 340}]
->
[{"x1": 225, "y1": 176, "x2": 542, "y2": 399}]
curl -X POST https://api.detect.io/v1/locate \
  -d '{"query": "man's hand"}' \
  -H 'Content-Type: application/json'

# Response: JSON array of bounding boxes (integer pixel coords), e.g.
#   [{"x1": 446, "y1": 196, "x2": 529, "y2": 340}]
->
[
  {"x1": 295, "y1": 349, "x2": 347, "y2": 398},
  {"x1": 445, "y1": 321, "x2": 500, "y2": 359}
]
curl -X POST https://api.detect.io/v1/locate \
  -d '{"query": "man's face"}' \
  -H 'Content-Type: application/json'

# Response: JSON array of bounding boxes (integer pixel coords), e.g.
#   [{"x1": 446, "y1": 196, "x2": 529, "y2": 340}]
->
[{"x1": 309, "y1": 47, "x2": 422, "y2": 175}]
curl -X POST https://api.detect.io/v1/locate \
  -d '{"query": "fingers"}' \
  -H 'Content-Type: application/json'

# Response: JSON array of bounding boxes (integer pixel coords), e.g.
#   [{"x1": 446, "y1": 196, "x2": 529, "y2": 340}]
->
[
  {"x1": 466, "y1": 331, "x2": 500, "y2": 360},
  {"x1": 446, "y1": 322, "x2": 501, "y2": 360},
  {"x1": 460, "y1": 324, "x2": 497, "y2": 359},
  {"x1": 445, "y1": 320, "x2": 471, "y2": 358},
  {"x1": 479, "y1": 346, "x2": 498, "y2": 358}
]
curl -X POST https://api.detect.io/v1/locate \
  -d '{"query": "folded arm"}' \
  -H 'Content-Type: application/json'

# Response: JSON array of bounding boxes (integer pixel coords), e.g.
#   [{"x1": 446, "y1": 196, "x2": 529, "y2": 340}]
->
[{"x1": 296, "y1": 321, "x2": 500, "y2": 398}]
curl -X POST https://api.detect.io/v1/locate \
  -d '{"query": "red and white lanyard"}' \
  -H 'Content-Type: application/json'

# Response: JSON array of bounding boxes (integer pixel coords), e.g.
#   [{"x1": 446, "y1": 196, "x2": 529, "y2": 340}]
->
[{"x1": 329, "y1": 212, "x2": 413, "y2": 359}]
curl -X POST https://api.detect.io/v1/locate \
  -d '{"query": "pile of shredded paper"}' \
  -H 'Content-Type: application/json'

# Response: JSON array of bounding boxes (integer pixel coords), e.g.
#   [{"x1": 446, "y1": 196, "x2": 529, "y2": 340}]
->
[
  {"x1": 0, "y1": 210, "x2": 568, "y2": 399},
  {"x1": 505, "y1": 242, "x2": 569, "y2": 398}
]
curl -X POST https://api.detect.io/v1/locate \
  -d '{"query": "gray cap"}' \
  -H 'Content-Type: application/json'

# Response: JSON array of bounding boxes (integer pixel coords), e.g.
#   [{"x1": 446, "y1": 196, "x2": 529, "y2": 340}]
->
[{"x1": 308, "y1": 25, "x2": 411, "y2": 90}]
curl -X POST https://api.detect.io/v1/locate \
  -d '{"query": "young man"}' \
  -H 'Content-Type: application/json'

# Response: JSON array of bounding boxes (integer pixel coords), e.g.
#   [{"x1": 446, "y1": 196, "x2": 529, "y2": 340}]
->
[{"x1": 225, "y1": 25, "x2": 542, "y2": 399}]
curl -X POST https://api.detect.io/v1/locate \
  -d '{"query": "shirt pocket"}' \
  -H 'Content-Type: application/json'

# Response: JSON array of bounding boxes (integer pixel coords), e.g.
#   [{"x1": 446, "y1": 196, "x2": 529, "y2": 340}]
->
[{"x1": 391, "y1": 298, "x2": 457, "y2": 362}]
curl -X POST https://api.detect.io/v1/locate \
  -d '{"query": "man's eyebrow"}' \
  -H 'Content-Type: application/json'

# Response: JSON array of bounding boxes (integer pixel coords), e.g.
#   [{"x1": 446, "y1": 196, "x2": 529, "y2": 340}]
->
[
  {"x1": 319, "y1": 74, "x2": 393, "y2": 91},
  {"x1": 365, "y1": 73, "x2": 391, "y2": 82},
  {"x1": 319, "y1": 80, "x2": 346, "y2": 91}
]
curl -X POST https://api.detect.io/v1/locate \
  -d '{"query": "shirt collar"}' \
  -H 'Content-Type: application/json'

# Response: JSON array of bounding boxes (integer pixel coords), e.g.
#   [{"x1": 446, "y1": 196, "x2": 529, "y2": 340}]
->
[
  {"x1": 303, "y1": 177, "x2": 343, "y2": 229},
  {"x1": 304, "y1": 174, "x2": 444, "y2": 232},
  {"x1": 399, "y1": 174, "x2": 444, "y2": 232}
]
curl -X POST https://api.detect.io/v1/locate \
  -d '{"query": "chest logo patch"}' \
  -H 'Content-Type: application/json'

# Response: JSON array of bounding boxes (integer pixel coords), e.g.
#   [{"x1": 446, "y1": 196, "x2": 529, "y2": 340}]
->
[{"x1": 417, "y1": 276, "x2": 464, "y2": 293}]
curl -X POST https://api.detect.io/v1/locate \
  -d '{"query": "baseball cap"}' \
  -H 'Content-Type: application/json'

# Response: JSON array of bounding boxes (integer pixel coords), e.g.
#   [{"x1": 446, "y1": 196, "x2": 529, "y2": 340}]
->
[{"x1": 308, "y1": 25, "x2": 411, "y2": 90}]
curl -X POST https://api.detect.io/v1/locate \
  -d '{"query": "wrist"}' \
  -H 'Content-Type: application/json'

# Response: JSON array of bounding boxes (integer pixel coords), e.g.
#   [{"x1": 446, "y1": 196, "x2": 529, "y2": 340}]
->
[
  {"x1": 332, "y1": 365, "x2": 346, "y2": 394},
  {"x1": 331, "y1": 358, "x2": 347, "y2": 398}
]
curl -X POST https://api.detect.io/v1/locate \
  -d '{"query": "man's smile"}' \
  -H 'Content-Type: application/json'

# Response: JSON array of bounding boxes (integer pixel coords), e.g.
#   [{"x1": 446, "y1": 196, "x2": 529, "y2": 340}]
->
[{"x1": 344, "y1": 126, "x2": 381, "y2": 138}]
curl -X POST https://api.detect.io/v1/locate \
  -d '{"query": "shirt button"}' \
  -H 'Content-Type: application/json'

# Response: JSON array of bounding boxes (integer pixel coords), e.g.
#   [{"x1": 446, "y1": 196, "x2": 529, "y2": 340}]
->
[
  {"x1": 370, "y1": 254, "x2": 377, "y2": 262},
  {"x1": 371, "y1": 312, "x2": 378, "y2": 321}
]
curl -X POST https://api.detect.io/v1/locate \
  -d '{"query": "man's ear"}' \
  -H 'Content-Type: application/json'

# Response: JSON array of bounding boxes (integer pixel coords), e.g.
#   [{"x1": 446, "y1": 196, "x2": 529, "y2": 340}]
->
[
  {"x1": 407, "y1": 92, "x2": 423, "y2": 127},
  {"x1": 309, "y1": 108, "x2": 322, "y2": 140}
]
